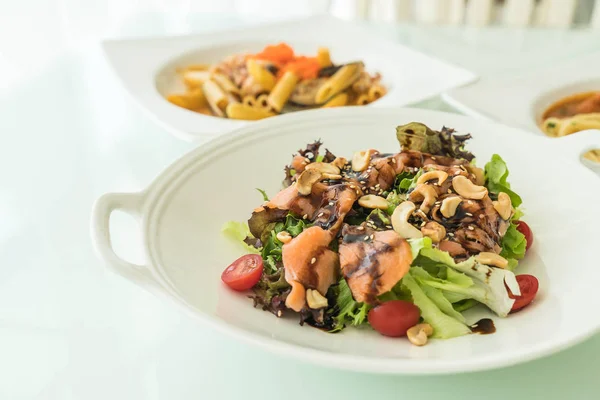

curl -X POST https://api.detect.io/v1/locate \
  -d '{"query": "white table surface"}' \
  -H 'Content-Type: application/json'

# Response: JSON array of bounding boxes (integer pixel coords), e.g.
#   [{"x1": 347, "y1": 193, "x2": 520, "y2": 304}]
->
[{"x1": 2, "y1": 12, "x2": 600, "y2": 400}]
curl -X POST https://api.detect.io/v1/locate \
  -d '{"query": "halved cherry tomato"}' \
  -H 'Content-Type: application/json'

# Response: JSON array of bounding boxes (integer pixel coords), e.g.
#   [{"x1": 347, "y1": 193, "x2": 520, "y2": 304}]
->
[
  {"x1": 516, "y1": 220, "x2": 533, "y2": 251},
  {"x1": 508, "y1": 274, "x2": 539, "y2": 312},
  {"x1": 367, "y1": 300, "x2": 421, "y2": 337},
  {"x1": 221, "y1": 254, "x2": 264, "y2": 291}
]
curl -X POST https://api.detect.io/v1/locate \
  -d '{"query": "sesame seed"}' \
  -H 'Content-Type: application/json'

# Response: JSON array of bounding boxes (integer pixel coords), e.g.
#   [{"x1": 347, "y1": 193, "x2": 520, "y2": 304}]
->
[
  {"x1": 303, "y1": 214, "x2": 308, "y2": 219},
  {"x1": 311, "y1": 257, "x2": 316, "y2": 264},
  {"x1": 448, "y1": 232, "x2": 454, "y2": 237},
  {"x1": 329, "y1": 202, "x2": 334, "y2": 206},
  {"x1": 360, "y1": 180, "x2": 366, "y2": 184},
  {"x1": 421, "y1": 221, "x2": 426, "y2": 227},
  {"x1": 447, "y1": 189, "x2": 452, "y2": 194},
  {"x1": 431, "y1": 156, "x2": 437, "y2": 160},
  {"x1": 357, "y1": 226, "x2": 364, "y2": 230},
  {"x1": 435, "y1": 201, "x2": 441, "y2": 205},
  {"x1": 479, "y1": 214, "x2": 484, "y2": 219},
  {"x1": 370, "y1": 234, "x2": 374, "y2": 240},
  {"x1": 375, "y1": 184, "x2": 380, "y2": 188},
  {"x1": 349, "y1": 184, "x2": 356, "y2": 189},
  {"x1": 391, "y1": 159, "x2": 396, "y2": 164},
  {"x1": 466, "y1": 212, "x2": 473, "y2": 216},
  {"x1": 364, "y1": 236, "x2": 369, "y2": 241},
  {"x1": 317, "y1": 212, "x2": 324, "y2": 217},
  {"x1": 468, "y1": 226, "x2": 475, "y2": 230},
  {"x1": 385, "y1": 225, "x2": 392, "y2": 229},
  {"x1": 454, "y1": 170, "x2": 462, "y2": 175},
  {"x1": 370, "y1": 186, "x2": 375, "y2": 190},
  {"x1": 276, "y1": 310, "x2": 283, "y2": 317},
  {"x1": 305, "y1": 157, "x2": 311, "y2": 163}
]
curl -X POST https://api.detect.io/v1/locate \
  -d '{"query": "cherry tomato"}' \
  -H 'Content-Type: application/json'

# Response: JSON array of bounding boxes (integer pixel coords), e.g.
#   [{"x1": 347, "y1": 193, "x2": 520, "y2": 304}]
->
[
  {"x1": 516, "y1": 220, "x2": 534, "y2": 251},
  {"x1": 368, "y1": 300, "x2": 421, "y2": 337},
  {"x1": 221, "y1": 254, "x2": 264, "y2": 291},
  {"x1": 508, "y1": 274, "x2": 539, "y2": 312}
]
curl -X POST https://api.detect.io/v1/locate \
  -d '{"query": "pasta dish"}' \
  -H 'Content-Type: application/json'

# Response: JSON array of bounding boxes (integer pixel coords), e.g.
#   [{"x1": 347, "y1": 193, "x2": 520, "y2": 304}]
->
[
  {"x1": 166, "y1": 43, "x2": 385, "y2": 120},
  {"x1": 540, "y1": 91, "x2": 600, "y2": 163}
]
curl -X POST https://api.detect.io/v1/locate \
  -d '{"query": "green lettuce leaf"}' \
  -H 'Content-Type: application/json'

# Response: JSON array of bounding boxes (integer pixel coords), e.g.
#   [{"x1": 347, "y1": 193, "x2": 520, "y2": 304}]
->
[
  {"x1": 221, "y1": 221, "x2": 261, "y2": 254},
  {"x1": 412, "y1": 268, "x2": 467, "y2": 323},
  {"x1": 484, "y1": 154, "x2": 522, "y2": 207},
  {"x1": 418, "y1": 247, "x2": 520, "y2": 317},
  {"x1": 256, "y1": 188, "x2": 269, "y2": 201},
  {"x1": 329, "y1": 278, "x2": 370, "y2": 332},
  {"x1": 403, "y1": 273, "x2": 471, "y2": 339},
  {"x1": 501, "y1": 222, "x2": 527, "y2": 260}
]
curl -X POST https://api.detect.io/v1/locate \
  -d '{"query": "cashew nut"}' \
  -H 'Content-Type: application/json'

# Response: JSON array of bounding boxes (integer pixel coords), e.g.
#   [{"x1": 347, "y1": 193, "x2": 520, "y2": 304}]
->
[
  {"x1": 358, "y1": 195, "x2": 388, "y2": 210},
  {"x1": 421, "y1": 221, "x2": 446, "y2": 243},
  {"x1": 276, "y1": 231, "x2": 292, "y2": 244},
  {"x1": 305, "y1": 162, "x2": 340, "y2": 175},
  {"x1": 296, "y1": 169, "x2": 322, "y2": 195},
  {"x1": 475, "y1": 252, "x2": 508, "y2": 269},
  {"x1": 331, "y1": 157, "x2": 347, "y2": 170},
  {"x1": 452, "y1": 175, "x2": 488, "y2": 199},
  {"x1": 409, "y1": 184, "x2": 438, "y2": 213},
  {"x1": 352, "y1": 150, "x2": 371, "y2": 172},
  {"x1": 440, "y1": 196, "x2": 462, "y2": 218},
  {"x1": 417, "y1": 170, "x2": 448, "y2": 185},
  {"x1": 407, "y1": 323, "x2": 433, "y2": 346},
  {"x1": 493, "y1": 192, "x2": 512, "y2": 220},
  {"x1": 306, "y1": 288, "x2": 328, "y2": 309},
  {"x1": 391, "y1": 201, "x2": 423, "y2": 239},
  {"x1": 468, "y1": 166, "x2": 485, "y2": 186}
]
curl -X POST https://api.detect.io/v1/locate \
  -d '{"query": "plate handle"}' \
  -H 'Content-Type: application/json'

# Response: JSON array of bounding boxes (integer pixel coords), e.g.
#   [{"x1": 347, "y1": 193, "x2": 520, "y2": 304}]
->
[
  {"x1": 552, "y1": 129, "x2": 600, "y2": 170},
  {"x1": 91, "y1": 192, "x2": 160, "y2": 290}
]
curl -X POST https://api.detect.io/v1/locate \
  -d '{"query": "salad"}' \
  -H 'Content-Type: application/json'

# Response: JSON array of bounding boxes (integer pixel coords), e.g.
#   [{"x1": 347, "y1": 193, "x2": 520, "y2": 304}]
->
[{"x1": 221, "y1": 122, "x2": 537, "y2": 346}]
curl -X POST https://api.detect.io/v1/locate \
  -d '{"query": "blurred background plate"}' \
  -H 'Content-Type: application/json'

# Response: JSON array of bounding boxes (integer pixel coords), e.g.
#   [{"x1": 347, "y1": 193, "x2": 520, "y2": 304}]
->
[{"x1": 103, "y1": 15, "x2": 476, "y2": 141}]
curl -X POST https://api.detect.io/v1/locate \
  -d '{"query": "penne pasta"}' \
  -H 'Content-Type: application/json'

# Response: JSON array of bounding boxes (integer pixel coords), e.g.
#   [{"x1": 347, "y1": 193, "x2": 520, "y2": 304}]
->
[
  {"x1": 367, "y1": 84, "x2": 387, "y2": 102},
  {"x1": 322, "y1": 92, "x2": 348, "y2": 108},
  {"x1": 166, "y1": 43, "x2": 386, "y2": 119},
  {"x1": 558, "y1": 117, "x2": 600, "y2": 137},
  {"x1": 256, "y1": 94, "x2": 270, "y2": 109},
  {"x1": 315, "y1": 62, "x2": 363, "y2": 104},
  {"x1": 541, "y1": 117, "x2": 562, "y2": 137},
  {"x1": 226, "y1": 103, "x2": 276, "y2": 120},
  {"x1": 182, "y1": 70, "x2": 211, "y2": 89},
  {"x1": 267, "y1": 71, "x2": 299, "y2": 112},
  {"x1": 355, "y1": 94, "x2": 370, "y2": 106},
  {"x1": 246, "y1": 59, "x2": 276, "y2": 91},
  {"x1": 584, "y1": 149, "x2": 600, "y2": 163},
  {"x1": 317, "y1": 47, "x2": 332, "y2": 68},
  {"x1": 243, "y1": 95, "x2": 257, "y2": 107},
  {"x1": 166, "y1": 87, "x2": 207, "y2": 110},
  {"x1": 202, "y1": 80, "x2": 228, "y2": 117},
  {"x1": 212, "y1": 73, "x2": 241, "y2": 95}
]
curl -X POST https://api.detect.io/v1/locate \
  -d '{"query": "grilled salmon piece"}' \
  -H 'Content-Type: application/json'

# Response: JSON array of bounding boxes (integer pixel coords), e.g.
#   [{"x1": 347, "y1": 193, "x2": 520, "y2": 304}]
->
[
  {"x1": 282, "y1": 226, "x2": 339, "y2": 311},
  {"x1": 339, "y1": 225, "x2": 412, "y2": 304},
  {"x1": 313, "y1": 184, "x2": 360, "y2": 235}
]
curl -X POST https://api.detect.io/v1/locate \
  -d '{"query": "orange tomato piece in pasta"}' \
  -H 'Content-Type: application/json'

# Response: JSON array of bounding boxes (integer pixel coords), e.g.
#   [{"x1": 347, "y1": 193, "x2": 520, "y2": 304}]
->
[
  {"x1": 279, "y1": 56, "x2": 321, "y2": 80},
  {"x1": 254, "y1": 43, "x2": 295, "y2": 65}
]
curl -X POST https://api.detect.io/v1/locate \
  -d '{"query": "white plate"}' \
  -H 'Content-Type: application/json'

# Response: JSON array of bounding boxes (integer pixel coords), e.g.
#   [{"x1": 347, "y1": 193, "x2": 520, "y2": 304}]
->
[
  {"x1": 91, "y1": 107, "x2": 600, "y2": 374},
  {"x1": 442, "y1": 52, "x2": 600, "y2": 134},
  {"x1": 103, "y1": 16, "x2": 476, "y2": 142}
]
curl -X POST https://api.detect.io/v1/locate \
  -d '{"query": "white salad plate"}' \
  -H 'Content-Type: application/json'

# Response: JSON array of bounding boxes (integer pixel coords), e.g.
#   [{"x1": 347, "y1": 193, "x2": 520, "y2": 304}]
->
[
  {"x1": 442, "y1": 52, "x2": 600, "y2": 135},
  {"x1": 103, "y1": 16, "x2": 476, "y2": 142},
  {"x1": 92, "y1": 107, "x2": 600, "y2": 374}
]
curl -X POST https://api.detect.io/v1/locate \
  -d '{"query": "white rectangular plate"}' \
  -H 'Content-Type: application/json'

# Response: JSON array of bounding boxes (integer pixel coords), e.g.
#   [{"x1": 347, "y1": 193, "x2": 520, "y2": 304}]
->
[
  {"x1": 103, "y1": 16, "x2": 476, "y2": 142},
  {"x1": 443, "y1": 51, "x2": 600, "y2": 135}
]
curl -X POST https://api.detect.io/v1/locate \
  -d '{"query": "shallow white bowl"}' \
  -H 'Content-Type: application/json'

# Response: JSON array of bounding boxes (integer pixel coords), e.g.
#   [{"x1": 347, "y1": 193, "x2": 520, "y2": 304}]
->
[
  {"x1": 103, "y1": 16, "x2": 476, "y2": 142},
  {"x1": 442, "y1": 52, "x2": 600, "y2": 134},
  {"x1": 92, "y1": 107, "x2": 600, "y2": 374}
]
